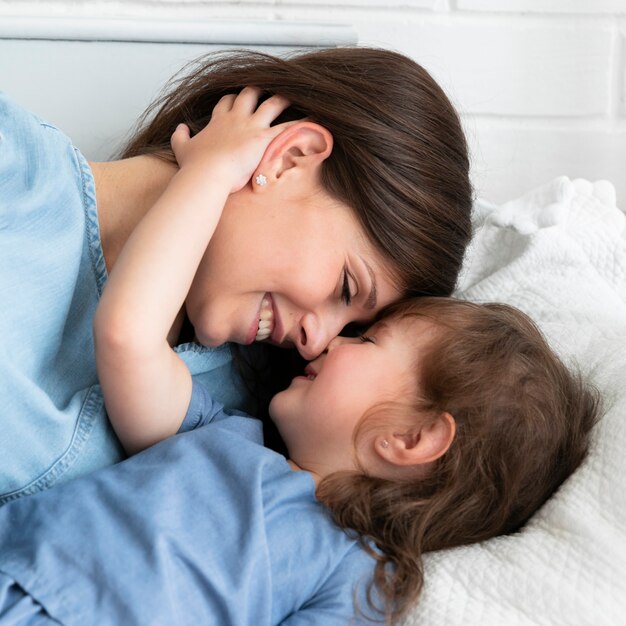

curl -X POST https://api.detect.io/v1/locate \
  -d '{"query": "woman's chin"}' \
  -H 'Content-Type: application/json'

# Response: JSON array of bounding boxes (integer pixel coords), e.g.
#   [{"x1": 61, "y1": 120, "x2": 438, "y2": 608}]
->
[{"x1": 194, "y1": 328, "x2": 227, "y2": 348}]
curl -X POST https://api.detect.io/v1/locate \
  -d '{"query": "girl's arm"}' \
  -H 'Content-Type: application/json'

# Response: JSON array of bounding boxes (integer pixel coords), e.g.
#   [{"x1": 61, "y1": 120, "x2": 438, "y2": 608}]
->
[{"x1": 94, "y1": 88, "x2": 290, "y2": 454}]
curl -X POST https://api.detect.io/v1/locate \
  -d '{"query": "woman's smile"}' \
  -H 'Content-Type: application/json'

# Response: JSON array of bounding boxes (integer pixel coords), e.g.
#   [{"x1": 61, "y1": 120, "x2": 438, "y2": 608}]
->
[
  {"x1": 248, "y1": 293, "x2": 273, "y2": 343},
  {"x1": 246, "y1": 292, "x2": 285, "y2": 345},
  {"x1": 255, "y1": 295, "x2": 274, "y2": 341},
  {"x1": 184, "y1": 177, "x2": 402, "y2": 357}
]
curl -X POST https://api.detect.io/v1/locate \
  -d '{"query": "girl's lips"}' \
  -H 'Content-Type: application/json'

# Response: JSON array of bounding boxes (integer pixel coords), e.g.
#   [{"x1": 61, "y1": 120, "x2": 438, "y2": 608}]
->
[{"x1": 293, "y1": 365, "x2": 316, "y2": 383}]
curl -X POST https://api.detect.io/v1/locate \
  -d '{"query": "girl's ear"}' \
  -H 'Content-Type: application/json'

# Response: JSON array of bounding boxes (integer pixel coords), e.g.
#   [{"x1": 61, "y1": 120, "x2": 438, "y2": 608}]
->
[
  {"x1": 374, "y1": 412, "x2": 456, "y2": 467},
  {"x1": 252, "y1": 121, "x2": 333, "y2": 189}
]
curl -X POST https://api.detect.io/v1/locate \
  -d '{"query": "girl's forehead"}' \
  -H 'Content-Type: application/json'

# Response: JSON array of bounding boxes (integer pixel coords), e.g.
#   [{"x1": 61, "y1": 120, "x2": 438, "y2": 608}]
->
[{"x1": 376, "y1": 313, "x2": 440, "y2": 342}]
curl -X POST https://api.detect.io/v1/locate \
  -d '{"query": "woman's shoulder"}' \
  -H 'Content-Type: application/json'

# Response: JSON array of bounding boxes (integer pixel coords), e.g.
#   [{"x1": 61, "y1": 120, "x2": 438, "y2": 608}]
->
[
  {"x1": 0, "y1": 91, "x2": 87, "y2": 193},
  {"x1": 0, "y1": 91, "x2": 62, "y2": 136},
  {"x1": 0, "y1": 92, "x2": 110, "y2": 504}
]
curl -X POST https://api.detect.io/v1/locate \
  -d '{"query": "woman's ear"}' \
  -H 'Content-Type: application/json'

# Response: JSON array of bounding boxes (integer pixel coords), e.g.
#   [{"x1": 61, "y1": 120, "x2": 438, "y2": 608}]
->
[
  {"x1": 252, "y1": 121, "x2": 333, "y2": 188},
  {"x1": 374, "y1": 412, "x2": 456, "y2": 467}
]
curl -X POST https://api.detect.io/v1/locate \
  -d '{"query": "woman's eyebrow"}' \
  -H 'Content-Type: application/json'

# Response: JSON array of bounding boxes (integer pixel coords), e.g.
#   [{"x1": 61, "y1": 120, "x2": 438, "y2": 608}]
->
[{"x1": 359, "y1": 256, "x2": 378, "y2": 310}]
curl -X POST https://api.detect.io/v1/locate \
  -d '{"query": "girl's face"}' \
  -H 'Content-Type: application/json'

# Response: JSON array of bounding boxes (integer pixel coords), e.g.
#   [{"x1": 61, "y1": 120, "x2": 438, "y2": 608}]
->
[
  {"x1": 269, "y1": 315, "x2": 437, "y2": 478},
  {"x1": 185, "y1": 181, "x2": 402, "y2": 360}
]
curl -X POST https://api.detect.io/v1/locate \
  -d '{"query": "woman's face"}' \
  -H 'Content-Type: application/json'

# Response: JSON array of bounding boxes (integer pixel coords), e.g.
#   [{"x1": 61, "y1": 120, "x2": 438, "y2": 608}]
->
[{"x1": 185, "y1": 181, "x2": 402, "y2": 360}]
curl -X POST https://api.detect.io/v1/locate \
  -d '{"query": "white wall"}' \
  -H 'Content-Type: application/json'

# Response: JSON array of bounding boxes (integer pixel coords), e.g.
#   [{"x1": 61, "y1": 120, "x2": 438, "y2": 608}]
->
[{"x1": 1, "y1": 0, "x2": 624, "y2": 204}]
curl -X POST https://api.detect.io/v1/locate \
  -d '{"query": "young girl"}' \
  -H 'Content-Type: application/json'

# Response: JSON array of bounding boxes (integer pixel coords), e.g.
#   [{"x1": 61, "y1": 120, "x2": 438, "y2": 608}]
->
[
  {"x1": 0, "y1": 299, "x2": 598, "y2": 625},
  {"x1": 0, "y1": 87, "x2": 598, "y2": 625},
  {"x1": 0, "y1": 46, "x2": 472, "y2": 503}
]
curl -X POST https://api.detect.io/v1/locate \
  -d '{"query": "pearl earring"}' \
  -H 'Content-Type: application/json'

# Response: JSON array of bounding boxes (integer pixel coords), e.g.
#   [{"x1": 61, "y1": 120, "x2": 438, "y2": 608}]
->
[
  {"x1": 381, "y1": 439, "x2": 389, "y2": 449},
  {"x1": 255, "y1": 173, "x2": 267, "y2": 186}
]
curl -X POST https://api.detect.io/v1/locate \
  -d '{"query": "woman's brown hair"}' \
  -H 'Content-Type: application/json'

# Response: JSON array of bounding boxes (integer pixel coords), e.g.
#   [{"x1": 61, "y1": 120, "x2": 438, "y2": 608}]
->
[
  {"x1": 120, "y1": 46, "x2": 472, "y2": 299},
  {"x1": 120, "y1": 47, "x2": 474, "y2": 430},
  {"x1": 317, "y1": 297, "x2": 601, "y2": 623}
]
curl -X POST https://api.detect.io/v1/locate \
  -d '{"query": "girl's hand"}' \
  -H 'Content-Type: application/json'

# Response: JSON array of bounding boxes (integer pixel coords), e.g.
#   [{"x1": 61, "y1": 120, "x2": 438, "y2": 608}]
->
[
  {"x1": 96, "y1": 87, "x2": 292, "y2": 454},
  {"x1": 170, "y1": 87, "x2": 292, "y2": 194}
]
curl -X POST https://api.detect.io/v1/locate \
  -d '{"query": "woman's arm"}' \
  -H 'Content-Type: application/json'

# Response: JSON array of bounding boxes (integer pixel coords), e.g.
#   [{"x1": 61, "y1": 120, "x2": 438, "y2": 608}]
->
[{"x1": 94, "y1": 88, "x2": 290, "y2": 454}]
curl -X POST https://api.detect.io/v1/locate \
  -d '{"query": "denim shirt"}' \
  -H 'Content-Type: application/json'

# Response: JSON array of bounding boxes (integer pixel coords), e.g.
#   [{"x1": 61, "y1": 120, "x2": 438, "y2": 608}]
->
[
  {"x1": 0, "y1": 381, "x2": 378, "y2": 625},
  {"x1": 0, "y1": 93, "x2": 252, "y2": 504}
]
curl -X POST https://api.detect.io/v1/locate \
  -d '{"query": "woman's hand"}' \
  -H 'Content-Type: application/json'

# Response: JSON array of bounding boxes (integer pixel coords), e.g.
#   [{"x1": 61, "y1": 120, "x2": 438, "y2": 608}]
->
[{"x1": 170, "y1": 87, "x2": 292, "y2": 194}]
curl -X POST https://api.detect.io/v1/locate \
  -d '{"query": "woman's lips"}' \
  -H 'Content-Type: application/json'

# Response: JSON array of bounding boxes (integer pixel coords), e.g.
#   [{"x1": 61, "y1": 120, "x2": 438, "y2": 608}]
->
[
  {"x1": 255, "y1": 296, "x2": 274, "y2": 341},
  {"x1": 245, "y1": 293, "x2": 283, "y2": 345},
  {"x1": 269, "y1": 295, "x2": 285, "y2": 345}
]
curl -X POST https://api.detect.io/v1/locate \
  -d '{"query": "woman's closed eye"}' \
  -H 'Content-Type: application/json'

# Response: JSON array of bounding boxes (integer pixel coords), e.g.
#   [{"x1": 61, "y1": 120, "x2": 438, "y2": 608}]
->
[
  {"x1": 359, "y1": 334, "x2": 375, "y2": 344},
  {"x1": 341, "y1": 267, "x2": 357, "y2": 306}
]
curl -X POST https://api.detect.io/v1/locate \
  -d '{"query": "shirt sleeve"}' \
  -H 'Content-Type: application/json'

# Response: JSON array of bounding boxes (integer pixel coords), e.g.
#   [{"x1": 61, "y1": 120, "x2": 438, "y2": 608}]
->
[
  {"x1": 178, "y1": 378, "x2": 235, "y2": 434},
  {"x1": 280, "y1": 546, "x2": 381, "y2": 625}
]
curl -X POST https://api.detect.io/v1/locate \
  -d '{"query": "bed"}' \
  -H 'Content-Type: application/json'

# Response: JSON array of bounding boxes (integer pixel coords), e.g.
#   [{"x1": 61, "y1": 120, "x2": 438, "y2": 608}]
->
[
  {"x1": 2, "y1": 18, "x2": 624, "y2": 625},
  {"x1": 412, "y1": 177, "x2": 626, "y2": 625}
]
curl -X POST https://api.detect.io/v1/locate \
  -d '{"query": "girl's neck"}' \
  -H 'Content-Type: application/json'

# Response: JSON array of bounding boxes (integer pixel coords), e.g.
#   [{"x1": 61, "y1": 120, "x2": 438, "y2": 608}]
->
[
  {"x1": 90, "y1": 155, "x2": 178, "y2": 273},
  {"x1": 288, "y1": 460, "x2": 321, "y2": 486}
]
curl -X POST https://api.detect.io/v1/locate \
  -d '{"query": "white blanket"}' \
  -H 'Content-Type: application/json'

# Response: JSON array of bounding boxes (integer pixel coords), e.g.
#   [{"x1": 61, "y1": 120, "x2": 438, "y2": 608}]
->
[{"x1": 404, "y1": 177, "x2": 626, "y2": 626}]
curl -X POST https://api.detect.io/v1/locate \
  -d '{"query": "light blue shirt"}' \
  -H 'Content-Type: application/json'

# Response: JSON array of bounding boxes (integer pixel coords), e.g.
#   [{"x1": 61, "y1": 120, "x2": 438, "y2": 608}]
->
[
  {"x1": 0, "y1": 381, "x2": 379, "y2": 625},
  {"x1": 0, "y1": 92, "x2": 252, "y2": 503}
]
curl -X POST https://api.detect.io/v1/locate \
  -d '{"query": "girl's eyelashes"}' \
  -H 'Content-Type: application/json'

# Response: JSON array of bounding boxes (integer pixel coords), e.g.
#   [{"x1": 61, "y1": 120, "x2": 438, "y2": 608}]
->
[{"x1": 359, "y1": 334, "x2": 375, "y2": 344}]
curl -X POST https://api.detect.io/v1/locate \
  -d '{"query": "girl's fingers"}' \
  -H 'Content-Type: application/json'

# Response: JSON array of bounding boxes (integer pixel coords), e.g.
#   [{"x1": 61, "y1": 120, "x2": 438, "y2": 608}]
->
[
  {"x1": 253, "y1": 94, "x2": 291, "y2": 128},
  {"x1": 213, "y1": 93, "x2": 237, "y2": 114},
  {"x1": 231, "y1": 87, "x2": 290, "y2": 125},
  {"x1": 231, "y1": 86, "x2": 263, "y2": 115},
  {"x1": 170, "y1": 123, "x2": 190, "y2": 154},
  {"x1": 214, "y1": 88, "x2": 290, "y2": 128}
]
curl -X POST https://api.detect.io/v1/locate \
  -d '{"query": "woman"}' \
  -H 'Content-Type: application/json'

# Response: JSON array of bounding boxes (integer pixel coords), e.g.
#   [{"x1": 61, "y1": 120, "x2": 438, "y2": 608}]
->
[{"x1": 0, "y1": 46, "x2": 472, "y2": 503}]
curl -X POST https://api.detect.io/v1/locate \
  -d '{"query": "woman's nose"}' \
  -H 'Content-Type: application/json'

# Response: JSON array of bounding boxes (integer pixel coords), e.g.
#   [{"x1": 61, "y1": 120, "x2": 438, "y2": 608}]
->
[
  {"x1": 296, "y1": 310, "x2": 346, "y2": 361},
  {"x1": 323, "y1": 334, "x2": 354, "y2": 354}
]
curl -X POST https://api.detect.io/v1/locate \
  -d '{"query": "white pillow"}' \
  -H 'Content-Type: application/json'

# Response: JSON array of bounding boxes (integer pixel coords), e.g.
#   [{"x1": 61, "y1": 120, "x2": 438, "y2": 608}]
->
[{"x1": 404, "y1": 177, "x2": 626, "y2": 626}]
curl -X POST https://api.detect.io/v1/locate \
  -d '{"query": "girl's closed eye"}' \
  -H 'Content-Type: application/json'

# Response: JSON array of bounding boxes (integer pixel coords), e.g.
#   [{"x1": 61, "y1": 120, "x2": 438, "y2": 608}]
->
[{"x1": 359, "y1": 334, "x2": 375, "y2": 344}]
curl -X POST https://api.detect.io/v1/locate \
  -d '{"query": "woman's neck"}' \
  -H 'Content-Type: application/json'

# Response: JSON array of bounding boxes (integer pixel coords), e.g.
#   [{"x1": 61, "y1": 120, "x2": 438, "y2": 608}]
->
[
  {"x1": 90, "y1": 155, "x2": 181, "y2": 344},
  {"x1": 90, "y1": 155, "x2": 178, "y2": 273}
]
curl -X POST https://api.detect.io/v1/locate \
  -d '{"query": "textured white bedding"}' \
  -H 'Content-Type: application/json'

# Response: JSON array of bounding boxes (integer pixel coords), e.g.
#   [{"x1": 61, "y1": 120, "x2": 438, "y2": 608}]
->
[{"x1": 404, "y1": 177, "x2": 626, "y2": 626}]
